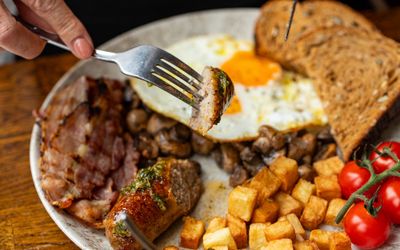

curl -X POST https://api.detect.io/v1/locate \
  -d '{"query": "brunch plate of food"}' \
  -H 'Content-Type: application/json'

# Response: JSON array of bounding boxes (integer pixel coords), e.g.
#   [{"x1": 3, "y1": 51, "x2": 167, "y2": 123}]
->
[{"x1": 30, "y1": 1, "x2": 400, "y2": 249}]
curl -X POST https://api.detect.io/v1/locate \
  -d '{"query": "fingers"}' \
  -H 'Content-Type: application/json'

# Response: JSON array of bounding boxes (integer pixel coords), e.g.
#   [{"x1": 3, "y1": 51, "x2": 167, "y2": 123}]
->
[
  {"x1": 0, "y1": 1, "x2": 45, "y2": 59},
  {"x1": 15, "y1": 0, "x2": 54, "y2": 33},
  {"x1": 21, "y1": 0, "x2": 93, "y2": 59}
]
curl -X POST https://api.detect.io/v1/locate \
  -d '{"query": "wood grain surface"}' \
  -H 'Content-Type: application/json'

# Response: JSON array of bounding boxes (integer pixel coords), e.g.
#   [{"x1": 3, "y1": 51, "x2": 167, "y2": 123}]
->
[
  {"x1": 0, "y1": 54, "x2": 79, "y2": 250},
  {"x1": 0, "y1": 9, "x2": 398, "y2": 250}
]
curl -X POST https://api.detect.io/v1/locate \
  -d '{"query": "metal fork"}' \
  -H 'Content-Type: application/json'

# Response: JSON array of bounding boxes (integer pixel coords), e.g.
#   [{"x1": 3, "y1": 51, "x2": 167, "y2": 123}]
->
[
  {"x1": 14, "y1": 15, "x2": 203, "y2": 109},
  {"x1": 118, "y1": 211, "x2": 157, "y2": 250}
]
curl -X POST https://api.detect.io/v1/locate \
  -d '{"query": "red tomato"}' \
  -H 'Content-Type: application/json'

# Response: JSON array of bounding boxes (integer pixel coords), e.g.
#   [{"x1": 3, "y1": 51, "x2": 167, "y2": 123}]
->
[
  {"x1": 370, "y1": 141, "x2": 400, "y2": 173},
  {"x1": 379, "y1": 177, "x2": 400, "y2": 224},
  {"x1": 344, "y1": 202, "x2": 391, "y2": 249},
  {"x1": 339, "y1": 161, "x2": 376, "y2": 199}
]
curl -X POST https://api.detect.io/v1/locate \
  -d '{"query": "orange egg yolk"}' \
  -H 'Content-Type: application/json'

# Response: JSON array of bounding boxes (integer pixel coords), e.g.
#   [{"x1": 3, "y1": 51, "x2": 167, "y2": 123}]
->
[
  {"x1": 225, "y1": 95, "x2": 241, "y2": 115},
  {"x1": 221, "y1": 51, "x2": 282, "y2": 87}
]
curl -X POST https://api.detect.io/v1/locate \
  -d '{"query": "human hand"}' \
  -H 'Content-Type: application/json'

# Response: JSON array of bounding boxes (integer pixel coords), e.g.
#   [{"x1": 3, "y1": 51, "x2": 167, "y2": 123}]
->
[{"x1": 0, "y1": 0, "x2": 93, "y2": 59}]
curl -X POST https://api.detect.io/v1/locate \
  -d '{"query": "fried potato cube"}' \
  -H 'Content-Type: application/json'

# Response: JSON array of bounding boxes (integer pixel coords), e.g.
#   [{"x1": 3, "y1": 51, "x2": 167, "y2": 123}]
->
[
  {"x1": 270, "y1": 156, "x2": 299, "y2": 192},
  {"x1": 209, "y1": 247, "x2": 229, "y2": 250},
  {"x1": 309, "y1": 229, "x2": 332, "y2": 250},
  {"x1": 300, "y1": 195, "x2": 328, "y2": 230},
  {"x1": 329, "y1": 232, "x2": 351, "y2": 250},
  {"x1": 274, "y1": 192, "x2": 303, "y2": 217},
  {"x1": 276, "y1": 216, "x2": 301, "y2": 241},
  {"x1": 277, "y1": 216, "x2": 288, "y2": 222},
  {"x1": 203, "y1": 228, "x2": 237, "y2": 250},
  {"x1": 251, "y1": 199, "x2": 279, "y2": 223},
  {"x1": 207, "y1": 217, "x2": 227, "y2": 234},
  {"x1": 265, "y1": 220, "x2": 295, "y2": 241},
  {"x1": 163, "y1": 246, "x2": 179, "y2": 250},
  {"x1": 261, "y1": 239, "x2": 293, "y2": 250},
  {"x1": 313, "y1": 157, "x2": 344, "y2": 177},
  {"x1": 295, "y1": 234, "x2": 306, "y2": 242},
  {"x1": 314, "y1": 175, "x2": 341, "y2": 201},
  {"x1": 285, "y1": 213, "x2": 306, "y2": 238},
  {"x1": 180, "y1": 216, "x2": 205, "y2": 249},
  {"x1": 249, "y1": 223, "x2": 269, "y2": 249},
  {"x1": 324, "y1": 198, "x2": 347, "y2": 227},
  {"x1": 294, "y1": 240, "x2": 319, "y2": 250},
  {"x1": 227, "y1": 214, "x2": 247, "y2": 249},
  {"x1": 228, "y1": 186, "x2": 258, "y2": 222},
  {"x1": 244, "y1": 167, "x2": 282, "y2": 205},
  {"x1": 291, "y1": 179, "x2": 316, "y2": 206}
]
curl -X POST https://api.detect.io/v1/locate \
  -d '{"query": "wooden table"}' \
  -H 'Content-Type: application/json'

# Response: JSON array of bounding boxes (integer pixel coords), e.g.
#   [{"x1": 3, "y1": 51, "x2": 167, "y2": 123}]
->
[
  {"x1": 0, "y1": 10, "x2": 399, "y2": 250},
  {"x1": 0, "y1": 55, "x2": 79, "y2": 249}
]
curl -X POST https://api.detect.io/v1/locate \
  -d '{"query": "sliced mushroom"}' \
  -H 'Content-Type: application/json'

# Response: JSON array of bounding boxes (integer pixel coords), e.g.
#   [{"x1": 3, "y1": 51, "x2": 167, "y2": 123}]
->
[
  {"x1": 229, "y1": 167, "x2": 249, "y2": 187},
  {"x1": 191, "y1": 132, "x2": 215, "y2": 155},
  {"x1": 258, "y1": 125, "x2": 277, "y2": 139},
  {"x1": 258, "y1": 125, "x2": 285, "y2": 150},
  {"x1": 169, "y1": 123, "x2": 191, "y2": 141},
  {"x1": 262, "y1": 148, "x2": 287, "y2": 166},
  {"x1": 243, "y1": 160, "x2": 264, "y2": 177},
  {"x1": 218, "y1": 144, "x2": 240, "y2": 174},
  {"x1": 136, "y1": 132, "x2": 159, "y2": 159},
  {"x1": 287, "y1": 137, "x2": 305, "y2": 161},
  {"x1": 301, "y1": 133, "x2": 317, "y2": 156},
  {"x1": 155, "y1": 130, "x2": 191, "y2": 158},
  {"x1": 126, "y1": 109, "x2": 149, "y2": 133},
  {"x1": 317, "y1": 126, "x2": 334, "y2": 142},
  {"x1": 271, "y1": 132, "x2": 286, "y2": 150},
  {"x1": 302, "y1": 155, "x2": 313, "y2": 165},
  {"x1": 240, "y1": 147, "x2": 264, "y2": 176},
  {"x1": 147, "y1": 113, "x2": 177, "y2": 135},
  {"x1": 314, "y1": 143, "x2": 337, "y2": 161},
  {"x1": 240, "y1": 147, "x2": 259, "y2": 164},
  {"x1": 231, "y1": 142, "x2": 248, "y2": 152},
  {"x1": 298, "y1": 164, "x2": 315, "y2": 182},
  {"x1": 252, "y1": 136, "x2": 272, "y2": 154},
  {"x1": 211, "y1": 146, "x2": 222, "y2": 166}
]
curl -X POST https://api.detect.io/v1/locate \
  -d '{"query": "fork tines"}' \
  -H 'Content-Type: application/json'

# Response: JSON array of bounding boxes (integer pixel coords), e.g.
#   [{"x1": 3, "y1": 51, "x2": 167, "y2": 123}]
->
[{"x1": 150, "y1": 53, "x2": 204, "y2": 109}]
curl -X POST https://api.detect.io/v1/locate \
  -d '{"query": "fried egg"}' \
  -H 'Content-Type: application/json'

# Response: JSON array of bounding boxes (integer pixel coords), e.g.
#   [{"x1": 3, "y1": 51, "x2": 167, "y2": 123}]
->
[{"x1": 131, "y1": 34, "x2": 327, "y2": 141}]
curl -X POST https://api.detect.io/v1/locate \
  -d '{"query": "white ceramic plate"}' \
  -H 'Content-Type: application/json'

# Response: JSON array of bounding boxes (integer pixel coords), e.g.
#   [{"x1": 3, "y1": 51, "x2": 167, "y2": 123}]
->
[{"x1": 30, "y1": 8, "x2": 400, "y2": 250}]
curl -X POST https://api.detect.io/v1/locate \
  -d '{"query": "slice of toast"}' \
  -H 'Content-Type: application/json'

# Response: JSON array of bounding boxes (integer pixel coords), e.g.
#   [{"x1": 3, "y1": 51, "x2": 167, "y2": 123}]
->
[
  {"x1": 255, "y1": 0, "x2": 303, "y2": 71},
  {"x1": 294, "y1": 27, "x2": 400, "y2": 160},
  {"x1": 255, "y1": 1, "x2": 400, "y2": 160},
  {"x1": 255, "y1": 0, "x2": 377, "y2": 73}
]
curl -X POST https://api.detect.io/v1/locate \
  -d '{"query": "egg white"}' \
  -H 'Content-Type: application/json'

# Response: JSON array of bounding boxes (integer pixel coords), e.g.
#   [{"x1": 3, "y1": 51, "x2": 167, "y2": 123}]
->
[{"x1": 131, "y1": 34, "x2": 327, "y2": 141}]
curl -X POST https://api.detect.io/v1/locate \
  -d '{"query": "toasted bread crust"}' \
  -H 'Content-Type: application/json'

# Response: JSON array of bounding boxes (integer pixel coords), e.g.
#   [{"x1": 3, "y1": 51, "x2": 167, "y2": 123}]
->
[{"x1": 255, "y1": 0, "x2": 377, "y2": 72}]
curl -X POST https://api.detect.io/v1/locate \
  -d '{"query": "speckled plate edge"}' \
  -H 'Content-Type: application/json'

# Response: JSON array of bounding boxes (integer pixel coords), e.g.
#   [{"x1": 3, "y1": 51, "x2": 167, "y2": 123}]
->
[{"x1": 29, "y1": 7, "x2": 400, "y2": 250}]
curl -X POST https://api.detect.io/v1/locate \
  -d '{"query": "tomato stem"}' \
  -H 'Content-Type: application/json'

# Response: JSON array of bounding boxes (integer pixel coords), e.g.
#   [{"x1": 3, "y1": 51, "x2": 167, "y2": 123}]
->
[
  {"x1": 353, "y1": 194, "x2": 368, "y2": 202},
  {"x1": 335, "y1": 147, "x2": 400, "y2": 224}
]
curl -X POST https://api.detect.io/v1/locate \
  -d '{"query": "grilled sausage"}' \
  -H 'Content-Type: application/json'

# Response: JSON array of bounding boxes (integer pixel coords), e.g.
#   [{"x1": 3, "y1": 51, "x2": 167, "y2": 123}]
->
[{"x1": 104, "y1": 158, "x2": 202, "y2": 250}]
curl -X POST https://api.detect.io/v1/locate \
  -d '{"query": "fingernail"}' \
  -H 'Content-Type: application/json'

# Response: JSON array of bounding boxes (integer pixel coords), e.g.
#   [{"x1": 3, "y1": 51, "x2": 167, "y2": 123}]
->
[{"x1": 73, "y1": 37, "x2": 93, "y2": 59}]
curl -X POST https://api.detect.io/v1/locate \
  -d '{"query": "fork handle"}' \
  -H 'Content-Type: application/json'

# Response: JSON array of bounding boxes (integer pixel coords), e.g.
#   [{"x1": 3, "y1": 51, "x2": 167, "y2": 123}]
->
[
  {"x1": 13, "y1": 15, "x2": 69, "y2": 51},
  {"x1": 14, "y1": 15, "x2": 117, "y2": 62}
]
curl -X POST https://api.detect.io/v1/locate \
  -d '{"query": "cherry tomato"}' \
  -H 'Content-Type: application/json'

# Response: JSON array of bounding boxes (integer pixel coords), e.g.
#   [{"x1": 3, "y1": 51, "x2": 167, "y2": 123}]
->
[
  {"x1": 339, "y1": 161, "x2": 376, "y2": 199},
  {"x1": 344, "y1": 202, "x2": 391, "y2": 249},
  {"x1": 370, "y1": 141, "x2": 400, "y2": 173},
  {"x1": 379, "y1": 177, "x2": 400, "y2": 224}
]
